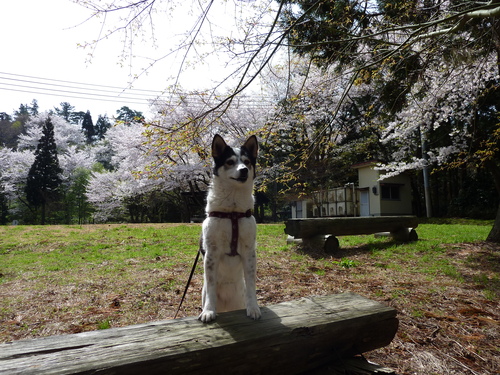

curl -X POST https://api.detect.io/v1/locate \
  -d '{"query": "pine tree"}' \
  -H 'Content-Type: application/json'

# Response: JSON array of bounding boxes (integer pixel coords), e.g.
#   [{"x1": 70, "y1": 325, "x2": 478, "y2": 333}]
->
[
  {"x1": 30, "y1": 99, "x2": 39, "y2": 116},
  {"x1": 116, "y1": 106, "x2": 144, "y2": 125},
  {"x1": 25, "y1": 116, "x2": 62, "y2": 224},
  {"x1": 54, "y1": 102, "x2": 74, "y2": 122},
  {"x1": 82, "y1": 110, "x2": 95, "y2": 143},
  {"x1": 95, "y1": 114, "x2": 111, "y2": 140}
]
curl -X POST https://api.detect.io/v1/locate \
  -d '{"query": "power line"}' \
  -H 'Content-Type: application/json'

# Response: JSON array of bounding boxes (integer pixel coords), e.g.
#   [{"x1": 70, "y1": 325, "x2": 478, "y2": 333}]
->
[
  {"x1": 0, "y1": 73, "x2": 162, "y2": 106},
  {"x1": 0, "y1": 71, "x2": 277, "y2": 101},
  {"x1": 0, "y1": 86, "x2": 148, "y2": 106},
  {"x1": 0, "y1": 76, "x2": 156, "y2": 98},
  {"x1": 0, "y1": 71, "x2": 163, "y2": 94},
  {"x1": 0, "y1": 81, "x2": 152, "y2": 103},
  {"x1": 0, "y1": 71, "x2": 277, "y2": 110},
  {"x1": 0, "y1": 83, "x2": 273, "y2": 109}
]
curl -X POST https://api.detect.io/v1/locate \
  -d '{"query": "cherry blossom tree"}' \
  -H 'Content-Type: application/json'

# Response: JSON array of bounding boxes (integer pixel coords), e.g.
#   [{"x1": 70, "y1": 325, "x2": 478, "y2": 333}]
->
[
  {"x1": 18, "y1": 113, "x2": 86, "y2": 153},
  {"x1": 380, "y1": 55, "x2": 499, "y2": 176},
  {"x1": 1, "y1": 113, "x2": 97, "y2": 224},
  {"x1": 377, "y1": 51, "x2": 500, "y2": 236},
  {"x1": 258, "y1": 57, "x2": 390, "y2": 196},
  {"x1": 0, "y1": 148, "x2": 34, "y2": 220},
  {"x1": 86, "y1": 122, "x2": 176, "y2": 222}
]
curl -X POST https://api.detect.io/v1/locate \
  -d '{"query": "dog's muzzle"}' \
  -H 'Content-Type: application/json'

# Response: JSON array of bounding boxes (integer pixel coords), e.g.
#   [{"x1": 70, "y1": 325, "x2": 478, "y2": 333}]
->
[{"x1": 232, "y1": 167, "x2": 248, "y2": 182}]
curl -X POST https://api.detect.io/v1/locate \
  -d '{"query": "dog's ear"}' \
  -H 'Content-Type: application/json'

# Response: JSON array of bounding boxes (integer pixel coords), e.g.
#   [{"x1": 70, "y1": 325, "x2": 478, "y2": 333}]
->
[
  {"x1": 212, "y1": 134, "x2": 227, "y2": 159},
  {"x1": 242, "y1": 135, "x2": 258, "y2": 160}
]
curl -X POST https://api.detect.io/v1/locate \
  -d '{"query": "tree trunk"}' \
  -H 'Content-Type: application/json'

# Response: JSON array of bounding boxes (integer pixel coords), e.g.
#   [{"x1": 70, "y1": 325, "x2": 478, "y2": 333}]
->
[
  {"x1": 485, "y1": 20, "x2": 500, "y2": 243},
  {"x1": 41, "y1": 201, "x2": 46, "y2": 225},
  {"x1": 487, "y1": 204, "x2": 500, "y2": 242},
  {"x1": 485, "y1": 160, "x2": 500, "y2": 243}
]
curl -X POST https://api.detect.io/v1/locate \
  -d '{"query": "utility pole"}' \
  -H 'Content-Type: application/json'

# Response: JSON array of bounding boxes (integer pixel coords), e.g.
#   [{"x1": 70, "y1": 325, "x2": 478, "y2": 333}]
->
[{"x1": 420, "y1": 126, "x2": 432, "y2": 218}]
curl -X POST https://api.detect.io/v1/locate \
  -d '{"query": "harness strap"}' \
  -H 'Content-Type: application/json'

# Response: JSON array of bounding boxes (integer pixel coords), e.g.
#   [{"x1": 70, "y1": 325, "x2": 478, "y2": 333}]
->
[{"x1": 208, "y1": 209, "x2": 252, "y2": 256}]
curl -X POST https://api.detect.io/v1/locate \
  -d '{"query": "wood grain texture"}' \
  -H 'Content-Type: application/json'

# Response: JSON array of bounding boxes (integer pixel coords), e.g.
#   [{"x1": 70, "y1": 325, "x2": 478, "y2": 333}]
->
[
  {"x1": 0, "y1": 293, "x2": 398, "y2": 375},
  {"x1": 285, "y1": 216, "x2": 418, "y2": 239}
]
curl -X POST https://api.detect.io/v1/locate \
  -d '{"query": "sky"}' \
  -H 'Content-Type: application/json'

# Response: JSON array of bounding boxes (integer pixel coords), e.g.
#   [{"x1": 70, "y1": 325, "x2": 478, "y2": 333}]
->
[{"x1": 1, "y1": 0, "x2": 272, "y2": 119}]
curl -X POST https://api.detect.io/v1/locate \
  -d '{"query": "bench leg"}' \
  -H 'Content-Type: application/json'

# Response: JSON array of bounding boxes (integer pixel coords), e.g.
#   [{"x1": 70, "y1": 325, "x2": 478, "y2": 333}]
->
[
  {"x1": 324, "y1": 235, "x2": 340, "y2": 254},
  {"x1": 300, "y1": 235, "x2": 340, "y2": 254},
  {"x1": 390, "y1": 228, "x2": 418, "y2": 242}
]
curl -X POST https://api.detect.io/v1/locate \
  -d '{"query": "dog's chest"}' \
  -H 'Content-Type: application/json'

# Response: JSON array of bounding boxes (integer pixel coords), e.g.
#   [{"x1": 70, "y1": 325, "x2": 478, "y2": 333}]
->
[{"x1": 204, "y1": 216, "x2": 256, "y2": 255}]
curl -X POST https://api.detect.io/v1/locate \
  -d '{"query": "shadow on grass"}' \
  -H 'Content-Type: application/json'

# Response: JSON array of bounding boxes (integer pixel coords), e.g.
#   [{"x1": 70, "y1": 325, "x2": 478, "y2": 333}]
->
[
  {"x1": 458, "y1": 242, "x2": 500, "y2": 298},
  {"x1": 293, "y1": 238, "x2": 408, "y2": 260}
]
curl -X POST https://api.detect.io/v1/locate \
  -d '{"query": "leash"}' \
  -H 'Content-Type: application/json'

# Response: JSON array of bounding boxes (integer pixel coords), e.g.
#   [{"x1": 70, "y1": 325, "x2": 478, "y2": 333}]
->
[{"x1": 174, "y1": 242, "x2": 202, "y2": 319}]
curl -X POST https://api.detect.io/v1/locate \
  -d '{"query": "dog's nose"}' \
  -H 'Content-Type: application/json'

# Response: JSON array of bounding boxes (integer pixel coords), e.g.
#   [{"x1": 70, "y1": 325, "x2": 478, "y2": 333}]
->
[{"x1": 239, "y1": 167, "x2": 248, "y2": 178}]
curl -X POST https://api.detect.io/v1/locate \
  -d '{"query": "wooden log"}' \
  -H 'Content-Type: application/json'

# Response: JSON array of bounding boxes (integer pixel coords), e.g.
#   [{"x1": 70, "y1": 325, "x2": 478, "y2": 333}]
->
[
  {"x1": 285, "y1": 216, "x2": 418, "y2": 239},
  {"x1": 0, "y1": 293, "x2": 398, "y2": 375}
]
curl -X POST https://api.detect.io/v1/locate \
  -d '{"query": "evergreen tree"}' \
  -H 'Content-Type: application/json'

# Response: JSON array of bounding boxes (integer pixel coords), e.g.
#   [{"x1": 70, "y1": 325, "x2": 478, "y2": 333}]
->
[
  {"x1": 0, "y1": 112, "x2": 17, "y2": 148},
  {"x1": 25, "y1": 117, "x2": 62, "y2": 224},
  {"x1": 15, "y1": 104, "x2": 30, "y2": 117},
  {"x1": 54, "y1": 102, "x2": 75, "y2": 122},
  {"x1": 11, "y1": 104, "x2": 31, "y2": 145},
  {"x1": 71, "y1": 111, "x2": 86, "y2": 126},
  {"x1": 95, "y1": 114, "x2": 112, "y2": 140},
  {"x1": 30, "y1": 99, "x2": 39, "y2": 116},
  {"x1": 82, "y1": 110, "x2": 95, "y2": 143},
  {"x1": 116, "y1": 106, "x2": 144, "y2": 125}
]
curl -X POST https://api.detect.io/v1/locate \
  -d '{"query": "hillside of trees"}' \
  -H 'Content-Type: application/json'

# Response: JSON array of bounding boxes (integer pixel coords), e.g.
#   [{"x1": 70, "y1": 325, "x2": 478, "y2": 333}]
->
[
  {"x1": 0, "y1": 101, "x2": 176, "y2": 225},
  {"x1": 0, "y1": 82, "x2": 497, "y2": 227}
]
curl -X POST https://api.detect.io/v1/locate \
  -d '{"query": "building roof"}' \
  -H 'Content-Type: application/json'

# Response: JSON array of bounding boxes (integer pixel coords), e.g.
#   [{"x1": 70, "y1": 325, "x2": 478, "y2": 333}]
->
[{"x1": 351, "y1": 160, "x2": 382, "y2": 169}]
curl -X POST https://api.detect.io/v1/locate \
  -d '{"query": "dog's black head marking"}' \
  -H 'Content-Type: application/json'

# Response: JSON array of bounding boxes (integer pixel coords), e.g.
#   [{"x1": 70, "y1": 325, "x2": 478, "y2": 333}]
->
[
  {"x1": 212, "y1": 135, "x2": 235, "y2": 176},
  {"x1": 241, "y1": 135, "x2": 258, "y2": 168}
]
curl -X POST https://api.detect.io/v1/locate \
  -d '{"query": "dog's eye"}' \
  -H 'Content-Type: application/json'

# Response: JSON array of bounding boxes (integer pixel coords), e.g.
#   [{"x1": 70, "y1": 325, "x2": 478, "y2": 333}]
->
[
  {"x1": 243, "y1": 160, "x2": 251, "y2": 166},
  {"x1": 226, "y1": 160, "x2": 235, "y2": 166}
]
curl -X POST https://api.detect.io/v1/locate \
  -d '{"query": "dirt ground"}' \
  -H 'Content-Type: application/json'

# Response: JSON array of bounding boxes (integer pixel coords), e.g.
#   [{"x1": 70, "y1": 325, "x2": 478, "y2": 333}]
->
[
  {"x1": 247, "y1": 241, "x2": 498, "y2": 375},
  {"x1": 1, "y1": 240, "x2": 499, "y2": 374},
  {"x1": 334, "y1": 242, "x2": 500, "y2": 375}
]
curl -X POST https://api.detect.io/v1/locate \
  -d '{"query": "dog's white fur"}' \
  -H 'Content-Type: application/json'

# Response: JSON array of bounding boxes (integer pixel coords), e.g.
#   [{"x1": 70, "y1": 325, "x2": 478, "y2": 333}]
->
[{"x1": 198, "y1": 134, "x2": 261, "y2": 323}]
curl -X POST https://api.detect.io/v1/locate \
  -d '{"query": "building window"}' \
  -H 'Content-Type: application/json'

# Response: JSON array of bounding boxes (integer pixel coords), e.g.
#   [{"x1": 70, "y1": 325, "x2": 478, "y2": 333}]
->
[{"x1": 381, "y1": 184, "x2": 401, "y2": 200}]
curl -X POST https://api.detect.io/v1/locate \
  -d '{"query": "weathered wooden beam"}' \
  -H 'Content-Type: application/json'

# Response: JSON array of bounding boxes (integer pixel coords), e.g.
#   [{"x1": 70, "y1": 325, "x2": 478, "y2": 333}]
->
[
  {"x1": 0, "y1": 293, "x2": 398, "y2": 375},
  {"x1": 285, "y1": 216, "x2": 418, "y2": 239}
]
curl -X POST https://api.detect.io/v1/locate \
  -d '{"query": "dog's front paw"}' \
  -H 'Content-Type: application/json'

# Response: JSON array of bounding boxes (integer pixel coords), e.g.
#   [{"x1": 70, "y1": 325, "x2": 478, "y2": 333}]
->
[
  {"x1": 198, "y1": 310, "x2": 217, "y2": 323},
  {"x1": 246, "y1": 305, "x2": 261, "y2": 320}
]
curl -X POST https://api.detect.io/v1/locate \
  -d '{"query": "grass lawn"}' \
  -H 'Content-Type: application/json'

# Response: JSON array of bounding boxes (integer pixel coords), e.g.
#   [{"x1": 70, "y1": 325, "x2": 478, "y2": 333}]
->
[{"x1": 0, "y1": 219, "x2": 499, "y2": 374}]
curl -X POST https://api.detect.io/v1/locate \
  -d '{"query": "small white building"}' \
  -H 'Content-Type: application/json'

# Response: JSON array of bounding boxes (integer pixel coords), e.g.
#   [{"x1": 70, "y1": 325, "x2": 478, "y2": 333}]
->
[
  {"x1": 290, "y1": 161, "x2": 413, "y2": 218},
  {"x1": 353, "y1": 160, "x2": 413, "y2": 217}
]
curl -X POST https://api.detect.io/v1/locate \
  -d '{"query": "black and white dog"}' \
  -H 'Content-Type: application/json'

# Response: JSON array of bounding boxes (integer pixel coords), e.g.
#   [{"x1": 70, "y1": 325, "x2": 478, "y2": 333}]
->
[{"x1": 198, "y1": 134, "x2": 261, "y2": 323}]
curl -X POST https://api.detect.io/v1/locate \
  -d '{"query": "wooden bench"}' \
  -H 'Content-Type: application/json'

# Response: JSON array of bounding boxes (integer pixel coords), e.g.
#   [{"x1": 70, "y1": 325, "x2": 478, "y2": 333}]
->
[
  {"x1": 0, "y1": 293, "x2": 398, "y2": 374},
  {"x1": 285, "y1": 216, "x2": 419, "y2": 254}
]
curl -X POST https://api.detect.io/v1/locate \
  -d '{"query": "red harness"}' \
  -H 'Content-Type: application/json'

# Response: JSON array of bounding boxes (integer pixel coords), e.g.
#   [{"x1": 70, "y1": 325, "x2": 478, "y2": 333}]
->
[{"x1": 208, "y1": 209, "x2": 253, "y2": 256}]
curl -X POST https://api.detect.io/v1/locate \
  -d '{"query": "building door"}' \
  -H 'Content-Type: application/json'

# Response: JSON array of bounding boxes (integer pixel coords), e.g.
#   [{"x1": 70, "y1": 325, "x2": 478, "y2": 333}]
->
[
  {"x1": 296, "y1": 201, "x2": 303, "y2": 218},
  {"x1": 360, "y1": 190, "x2": 370, "y2": 216}
]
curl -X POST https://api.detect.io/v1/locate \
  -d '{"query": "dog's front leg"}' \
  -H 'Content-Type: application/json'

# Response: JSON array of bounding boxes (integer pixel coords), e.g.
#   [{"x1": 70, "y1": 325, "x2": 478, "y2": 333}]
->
[
  {"x1": 199, "y1": 252, "x2": 218, "y2": 323},
  {"x1": 243, "y1": 250, "x2": 261, "y2": 320}
]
